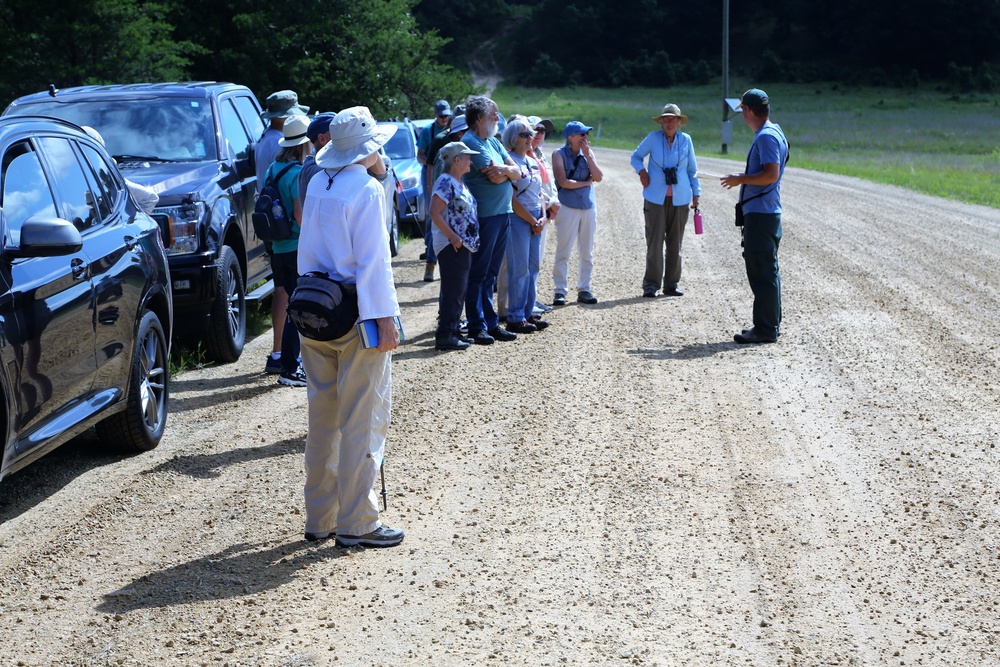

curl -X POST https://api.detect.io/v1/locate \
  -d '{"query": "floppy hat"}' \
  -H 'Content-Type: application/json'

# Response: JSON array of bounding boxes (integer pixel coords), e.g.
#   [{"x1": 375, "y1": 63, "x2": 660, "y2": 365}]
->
[
  {"x1": 449, "y1": 114, "x2": 469, "y2": 135},
  {"x1": 314, "y1": 106, "x2": 397, "y2": 169},
  {"x1": 563, "y1": 120, "x2": 593, "y2": 139},
  {"x1": 438, "y1": 141, "x2": 478, "y2": 163},
  {"x1": 261, "y1": 90, "x2": 310, "y2": 120},
  {"x1": 306, "y1": 112, "x2": 335, "y2": 143},
  {"x1": 527, "y1": 115, "x2": 555, "y2": 136},
  {"x1": 736, "y1": 88, "x2": 769, "y2": 110},
  {"x1": 278, "y1": 115, "x2": 311, "y2": 147},
  {"x1": 434, "y1": 100, "x2": 452, "y2": 117},
  {"x1": 653, "y1": 104, "x2": 688, "y2": 125}
]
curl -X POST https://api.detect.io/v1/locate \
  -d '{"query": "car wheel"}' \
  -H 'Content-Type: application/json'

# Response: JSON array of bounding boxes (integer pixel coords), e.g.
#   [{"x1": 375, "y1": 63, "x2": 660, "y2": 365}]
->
[
  {"x1": 389, "y1": 200, "x2": 400, "y2": 257},
  {"x1": 96, "y1": 309, "x2": 169, "y2": 452},
  {"x1": 205, "y1": 245, "x2": 246, "y2": 363}
]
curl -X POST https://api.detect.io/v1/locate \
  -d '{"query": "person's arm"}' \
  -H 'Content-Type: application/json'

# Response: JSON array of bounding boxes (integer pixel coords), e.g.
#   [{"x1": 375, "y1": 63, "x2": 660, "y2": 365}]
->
[
  {"x1": 429, "y1": 190, "x2": 462, "y2": 250},
  {"x1": 582, "y1": 135, "x2": 603, "y2": 183},
  {"x1": 511, "y1": 192, "x2": 538, "y2": 226},
  {"x1": 721, "y1": 163, "x2": 780, "y2": 189},
  {"x1": 686, "y1": 135, "x2": 700, "y2": 209}
]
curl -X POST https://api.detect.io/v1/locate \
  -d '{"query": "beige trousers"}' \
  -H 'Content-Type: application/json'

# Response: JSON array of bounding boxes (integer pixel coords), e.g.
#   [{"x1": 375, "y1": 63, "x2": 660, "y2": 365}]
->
[{"x1": 300, "y1": 329, "x2": 392, "y2": 537}]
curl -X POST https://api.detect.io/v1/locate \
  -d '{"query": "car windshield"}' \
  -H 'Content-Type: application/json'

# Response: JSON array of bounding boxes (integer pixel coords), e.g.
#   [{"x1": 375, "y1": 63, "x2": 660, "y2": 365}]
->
[
  {"x1": 8, "y1": 98, "x2": 218, "y2": 162},
  {"x1": 381, "y1": 125, "x2": 414, "y2": 161}
]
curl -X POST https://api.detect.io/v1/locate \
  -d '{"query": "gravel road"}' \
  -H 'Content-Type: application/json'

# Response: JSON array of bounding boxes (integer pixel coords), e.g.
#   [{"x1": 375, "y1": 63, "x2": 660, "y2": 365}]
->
[{"x1": 1, "y1": 147, "x2": 998, "y2": 667}]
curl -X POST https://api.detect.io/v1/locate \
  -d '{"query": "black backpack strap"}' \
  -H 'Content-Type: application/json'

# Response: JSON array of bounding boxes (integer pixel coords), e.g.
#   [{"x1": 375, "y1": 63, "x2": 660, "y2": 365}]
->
[{"x1": 266, "y1": 162, "x2": 297, "y2": 188}]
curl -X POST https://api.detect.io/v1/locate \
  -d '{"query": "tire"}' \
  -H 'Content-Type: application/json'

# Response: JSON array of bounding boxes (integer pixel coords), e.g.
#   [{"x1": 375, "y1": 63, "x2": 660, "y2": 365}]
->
[
  {"x1": 388, "y1": 200, "x2": 400, "y2": 257},
  {"x1": 205, "y1": 245, "x2": 246, "y2": 363},
  {"x1": 96, "y1": 310, "x2": 169, "y2": 452}
]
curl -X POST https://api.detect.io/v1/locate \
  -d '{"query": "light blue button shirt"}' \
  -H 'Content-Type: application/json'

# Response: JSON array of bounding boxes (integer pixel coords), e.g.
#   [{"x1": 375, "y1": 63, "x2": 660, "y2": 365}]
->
[{"x1": 630, "y1": 130, "x2": 700, "y2": 206}]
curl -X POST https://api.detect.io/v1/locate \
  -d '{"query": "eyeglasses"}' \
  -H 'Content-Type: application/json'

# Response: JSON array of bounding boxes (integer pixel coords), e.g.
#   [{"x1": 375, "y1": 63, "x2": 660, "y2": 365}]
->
[{"x1": 517, "y1": 131, "x2": 534, "y2": 138}]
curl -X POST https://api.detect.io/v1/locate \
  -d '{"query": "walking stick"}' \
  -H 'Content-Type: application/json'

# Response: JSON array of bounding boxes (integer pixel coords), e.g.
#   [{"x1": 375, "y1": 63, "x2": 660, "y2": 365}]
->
[{"x1": 380, "y1": 460, "x2": 388, "y2": 511}]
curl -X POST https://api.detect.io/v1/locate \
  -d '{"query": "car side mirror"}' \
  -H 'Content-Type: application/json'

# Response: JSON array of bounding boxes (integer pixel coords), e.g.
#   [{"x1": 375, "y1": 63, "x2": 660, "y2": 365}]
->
[{"x1": 4, "y1": 216, "x2": 83, "y2": 258}]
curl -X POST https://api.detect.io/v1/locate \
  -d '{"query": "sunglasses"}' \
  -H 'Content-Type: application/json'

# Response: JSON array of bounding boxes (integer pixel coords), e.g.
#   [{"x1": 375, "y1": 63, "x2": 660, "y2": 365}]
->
[{"x1": 517, "y1": 131, "x2": 534, "y2": 138}]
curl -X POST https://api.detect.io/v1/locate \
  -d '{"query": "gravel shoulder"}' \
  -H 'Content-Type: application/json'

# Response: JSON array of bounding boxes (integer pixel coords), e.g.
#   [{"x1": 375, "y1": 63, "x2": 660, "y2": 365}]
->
[{"x1": 1, "y1": 148, "x2": 998, "y2": 666}]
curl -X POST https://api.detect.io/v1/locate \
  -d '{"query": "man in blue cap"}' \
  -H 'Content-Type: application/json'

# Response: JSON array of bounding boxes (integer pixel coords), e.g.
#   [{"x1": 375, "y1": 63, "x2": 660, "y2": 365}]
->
[
  {"x1": 298, "y1": 112, "x2": 336, "y2": 203},
  {"x1": 417, "y1": 100, "x2": 454, "y2": 281},
  {"x1": 722, "y1": 88, "x2": 790, "y2": 344},
  {"x1": 551, "y1": 120, "x2": 604, "y2": 305}
]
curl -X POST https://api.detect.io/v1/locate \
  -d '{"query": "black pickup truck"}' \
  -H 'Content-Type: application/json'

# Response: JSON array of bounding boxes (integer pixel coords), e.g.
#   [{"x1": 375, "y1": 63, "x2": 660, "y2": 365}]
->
[{"x1": 5, "y1": 82, "x2": 274, "y2": 362}]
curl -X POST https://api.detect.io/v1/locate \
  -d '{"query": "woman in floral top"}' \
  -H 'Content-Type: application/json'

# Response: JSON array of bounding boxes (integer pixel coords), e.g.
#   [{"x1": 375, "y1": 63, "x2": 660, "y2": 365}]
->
[{"x1": 429, "y1": 141, "x2": 480, "y2": 351}]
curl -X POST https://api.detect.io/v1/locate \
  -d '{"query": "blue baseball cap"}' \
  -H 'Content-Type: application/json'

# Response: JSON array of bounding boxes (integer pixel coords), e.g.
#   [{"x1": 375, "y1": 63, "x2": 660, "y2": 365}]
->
[
  {"x1": 563, "y1": 120, "x2": 593, "y2": 138},
  {"x1": 306, "y1": 112, "x2": 335, "y2": 143},
  {"x1": 434, "y1": 100, "x2": 452, "y2": 117}
]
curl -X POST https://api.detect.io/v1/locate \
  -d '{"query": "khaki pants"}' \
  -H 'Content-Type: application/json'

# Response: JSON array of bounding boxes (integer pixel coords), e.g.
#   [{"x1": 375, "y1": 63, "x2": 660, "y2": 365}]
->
[
  {"x1": 300, "y1": 329, "x2": 392, "y2": 537},
  {"x1": 643, "y1": 199, "x2": 689, "y2": 291}
]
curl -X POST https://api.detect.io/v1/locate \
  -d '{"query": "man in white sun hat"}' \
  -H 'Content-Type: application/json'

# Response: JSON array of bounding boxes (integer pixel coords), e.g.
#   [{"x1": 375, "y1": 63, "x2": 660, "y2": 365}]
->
[{"x1": 297, "y1": 106, "x2": 405, "y2": 548}]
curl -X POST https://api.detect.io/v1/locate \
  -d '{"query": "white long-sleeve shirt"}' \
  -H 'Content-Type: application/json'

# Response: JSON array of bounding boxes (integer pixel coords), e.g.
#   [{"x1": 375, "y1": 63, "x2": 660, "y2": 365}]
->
[{"x1": 298, "y1": 163, "x2": 399, "y2": 322}]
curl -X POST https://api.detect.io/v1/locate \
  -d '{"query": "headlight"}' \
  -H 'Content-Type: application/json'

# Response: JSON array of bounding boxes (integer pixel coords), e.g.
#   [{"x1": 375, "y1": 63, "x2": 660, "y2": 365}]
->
[
  {"x1": 399, "y1": 175, "x2": 419, "y2": 189},
  {"x1": 152, "y1": 202, "x2": 206, "y2": 255}
]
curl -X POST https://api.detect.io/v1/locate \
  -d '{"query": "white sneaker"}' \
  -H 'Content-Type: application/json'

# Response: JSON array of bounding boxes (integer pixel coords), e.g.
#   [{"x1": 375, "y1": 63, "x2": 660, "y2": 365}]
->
[{"x1": 335, "y1": 524, "x2": 404, "y2": 548}]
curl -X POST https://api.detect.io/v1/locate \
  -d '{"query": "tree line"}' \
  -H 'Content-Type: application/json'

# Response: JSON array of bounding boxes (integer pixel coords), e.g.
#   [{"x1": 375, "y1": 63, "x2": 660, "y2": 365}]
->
[
  {"x1": 413, "y1": 0, "x2": 1000, "y2": 92},
  {"x1": 2, "y1": 0, "x2": 998, "y2": 120}
]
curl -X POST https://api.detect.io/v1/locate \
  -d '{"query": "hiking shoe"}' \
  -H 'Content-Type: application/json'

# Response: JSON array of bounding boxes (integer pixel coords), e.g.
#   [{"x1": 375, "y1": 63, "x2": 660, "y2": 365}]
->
[
  {"x1": 577, "y1": 290, "x2": 598, "y2": 304},
  {"x1": 265, "y1": 353, "x2": 282, "y2": 374},
  {"x1": 423, "y1": 262, "x2": 436, "y2": 282},
  {"x1": 470, "y1": 330, "x2": 495, "y2": 345},
  {"x1": 552, "y1": 293, "x2": 567, "y2": 306},
  {"x1": 488, "y1": 326, "x2": 518, "y2": 342},
  {"x1": 435, "y1": 335, "x2": 471, "y2": 351},
  {"x1": 336, "y1": 524, "x2": 405, "y2": 548},
  {"x1": 305, "y1": 530, "x2": 334, "y2": 542},
  {"x1": 278, "y1": 367, "x2": 308, "y2": 387},
  {"x1": 506, "y1": 320, "x2": 537, "y2": 334},
  {"x1": 734, "y1": 327, "x2": 778, "y2": 344}
]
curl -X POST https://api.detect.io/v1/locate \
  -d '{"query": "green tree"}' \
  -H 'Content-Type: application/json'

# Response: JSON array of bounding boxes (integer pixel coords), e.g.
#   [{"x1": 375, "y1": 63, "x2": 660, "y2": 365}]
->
[
  {"x1": 174, "y1": 0, "x2": 474, "y2": 119},
  {"x1": 0, "y1": 0, "x2": 201, "y2": 103}
]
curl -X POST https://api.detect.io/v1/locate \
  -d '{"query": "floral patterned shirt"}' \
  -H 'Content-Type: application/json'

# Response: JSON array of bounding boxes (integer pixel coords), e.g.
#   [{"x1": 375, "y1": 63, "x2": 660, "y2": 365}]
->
[{"x1": 430, "y1": 173, "x2": 479, "y2": 253}]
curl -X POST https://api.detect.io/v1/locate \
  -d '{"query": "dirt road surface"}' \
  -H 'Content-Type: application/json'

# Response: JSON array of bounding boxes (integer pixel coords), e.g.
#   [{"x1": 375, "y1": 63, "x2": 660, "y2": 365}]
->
[{"x1": 2, "y1": 148, "x2": 998, "y2": 667}]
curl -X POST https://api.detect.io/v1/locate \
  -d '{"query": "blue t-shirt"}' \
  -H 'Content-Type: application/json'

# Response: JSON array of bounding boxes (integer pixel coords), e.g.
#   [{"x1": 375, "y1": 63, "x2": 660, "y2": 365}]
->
[
  {"x1": 430, "y1": 174, "x2": 479, "y2": 254},
  {"x1": 461, "y1": 132, "x2": 513, "y2": 218},
  {"x1": 264, "y1": 160, "x2": 302, "y2": 254},
  {"x1": 741, "y1": 122, "x2": 788, "y2": 215}
]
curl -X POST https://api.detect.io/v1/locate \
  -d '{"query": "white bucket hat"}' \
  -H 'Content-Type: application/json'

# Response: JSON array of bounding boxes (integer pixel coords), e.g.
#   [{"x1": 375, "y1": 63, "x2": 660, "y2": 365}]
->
[
  {"x1": 278, "y1": 115, "x2": 311, "y2": 147},
  {"x1": 315, "y1": 106, "x2": 397, "y2": 169}
]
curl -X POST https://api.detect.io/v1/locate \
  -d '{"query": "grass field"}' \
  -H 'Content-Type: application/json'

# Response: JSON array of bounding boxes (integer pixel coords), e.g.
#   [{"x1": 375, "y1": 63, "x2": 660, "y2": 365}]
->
[{"x1": 491, "y1": 83, "x2": 1000, "y2": 209}]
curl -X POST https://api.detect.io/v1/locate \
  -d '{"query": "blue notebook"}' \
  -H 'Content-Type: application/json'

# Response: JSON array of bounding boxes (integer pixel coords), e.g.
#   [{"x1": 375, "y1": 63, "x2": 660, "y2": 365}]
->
[{"x1": 357, "y1": 316, "x2": 405, "y2": 349}]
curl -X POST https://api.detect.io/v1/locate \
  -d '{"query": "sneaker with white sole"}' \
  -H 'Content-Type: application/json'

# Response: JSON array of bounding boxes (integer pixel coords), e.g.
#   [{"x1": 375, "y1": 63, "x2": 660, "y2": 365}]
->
[
  {"x1": 278, "y1": 367, "x2": 307, "y2": 387},
  {"x1": 335, "y1": 524, "x2": 405, "y2": 548}
]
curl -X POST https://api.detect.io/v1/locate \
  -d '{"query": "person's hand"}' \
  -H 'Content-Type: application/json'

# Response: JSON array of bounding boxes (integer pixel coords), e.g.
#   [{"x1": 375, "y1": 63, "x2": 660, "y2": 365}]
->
[
  {"x1": 691, "y1": 195, "x2": 700, "y2": 209},
  {"x1": 375, "y1": 316, "x2": 400, "y2": 352},
  {"x1": 639, "y1": 169, "x2": 650, "y2": 189},
  {"x1": 720, "y1": 173, "x2": 742, "y2": 190},
  {"x1": 531, "y1": 218, "x2": 545, "y2": 235},
  {"x1": 547, "y1": 201, "x2": 561, "y2": 219},
  {"x1": 450, "y1": 235, "x2": 463, "y2": 250}
]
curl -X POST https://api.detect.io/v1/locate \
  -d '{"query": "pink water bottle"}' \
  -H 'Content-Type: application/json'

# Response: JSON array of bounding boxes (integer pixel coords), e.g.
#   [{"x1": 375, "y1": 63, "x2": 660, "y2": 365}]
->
[{"x1": 693, "y1": 208, "x2": 703, "y2": 235}]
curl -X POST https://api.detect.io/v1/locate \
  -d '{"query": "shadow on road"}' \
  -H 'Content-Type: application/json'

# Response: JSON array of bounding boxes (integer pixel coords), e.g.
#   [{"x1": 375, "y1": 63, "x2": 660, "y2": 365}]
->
[
  {"x1": 97, "y1": 537, "x2": 349, "y2": 614},
  {"x1": 144, "y1": 436, "x2": 304, "y2": 480},
  {"x1": 627, "y1": 341, "x2": 740, "y2": 360}
]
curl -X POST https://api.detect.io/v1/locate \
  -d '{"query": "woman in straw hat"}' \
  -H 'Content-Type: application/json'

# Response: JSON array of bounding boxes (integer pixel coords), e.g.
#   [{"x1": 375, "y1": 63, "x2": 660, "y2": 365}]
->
[
  {"x1": 630, "y1": 104, "x2": 701, "y2": 298},
  {"x1": 296, "y1": 106, "x2": 405, "y2": 548}
]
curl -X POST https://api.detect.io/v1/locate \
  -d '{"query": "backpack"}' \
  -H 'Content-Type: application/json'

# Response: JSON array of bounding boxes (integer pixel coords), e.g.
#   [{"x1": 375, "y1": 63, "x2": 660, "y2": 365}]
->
[{"x1": 252, "y1": 163, "x2": 297, "y2": 242}]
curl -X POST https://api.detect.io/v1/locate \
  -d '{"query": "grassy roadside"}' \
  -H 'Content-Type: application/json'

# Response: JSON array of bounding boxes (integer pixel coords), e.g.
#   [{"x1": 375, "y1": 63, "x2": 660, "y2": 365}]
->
[{"x1": 492, "y1": 83, "x2": 1000, "y2": 209}]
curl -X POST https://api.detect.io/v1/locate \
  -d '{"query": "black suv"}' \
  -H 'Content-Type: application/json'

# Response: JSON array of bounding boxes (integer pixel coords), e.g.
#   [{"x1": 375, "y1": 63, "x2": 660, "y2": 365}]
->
[
  {"x1": 5, "y1": 82, "x2": 272, "y2": 362},
  {"x1": 0, "y1": 115, "x2": 172, "y2": 482}
]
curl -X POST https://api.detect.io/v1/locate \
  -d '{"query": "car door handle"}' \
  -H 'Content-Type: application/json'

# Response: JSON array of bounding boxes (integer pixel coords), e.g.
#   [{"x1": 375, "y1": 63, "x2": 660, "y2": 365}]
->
[{"x1": 71, "y1": 257, "x2": 89, "y2": 280}]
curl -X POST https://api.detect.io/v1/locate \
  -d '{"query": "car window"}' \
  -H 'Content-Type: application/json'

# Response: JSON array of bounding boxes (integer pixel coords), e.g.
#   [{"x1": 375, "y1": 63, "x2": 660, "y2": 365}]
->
[
  {"x1": 233, "y1": 95, "x2": 265, "y2": 141},
  {"x1": 220, "y1": 100, "x2": 251, "y2": 160},
  {"x1": 1, "y1": 141, "x2": 58, "y2": 235},
  {"x1": 37, "y1": 136, "x2": 101, "y2": 231},
  {"x1": 9, "y1": 98, "x2": 218, "y2": 162},
  {"x1": 81, "y1": 143, "x2": 123, "y2": 213},
  {"x1": 382, "y1": 126, "x2": 415, "y2": 160}
]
